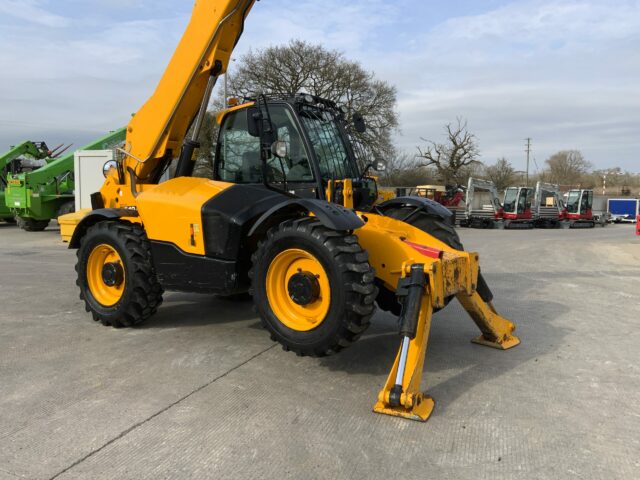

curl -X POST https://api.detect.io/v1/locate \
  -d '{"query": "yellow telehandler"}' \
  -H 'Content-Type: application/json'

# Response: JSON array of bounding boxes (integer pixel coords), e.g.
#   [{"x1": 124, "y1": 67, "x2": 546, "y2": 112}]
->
[{"x1": 62, "y1": 0, "x2": 519, "y2": 421}]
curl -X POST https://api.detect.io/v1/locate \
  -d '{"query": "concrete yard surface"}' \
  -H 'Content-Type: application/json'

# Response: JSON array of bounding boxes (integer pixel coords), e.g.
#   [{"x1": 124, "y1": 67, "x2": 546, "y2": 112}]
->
[{"x1": 0, "y1": 223, "x2": 638, "y2": 479}]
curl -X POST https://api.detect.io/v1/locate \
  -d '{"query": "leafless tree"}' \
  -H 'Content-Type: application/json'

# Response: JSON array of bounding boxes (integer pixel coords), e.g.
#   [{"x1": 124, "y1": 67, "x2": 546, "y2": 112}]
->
[
  {"x1": 378, "y1": 152, "x2": 434, "y2": 187},
  {"x1": 417, "y1": 118, "x2": 481, "y2": 185},
  {"x1": 544, "y1": 150, "x2": 592, "y2": 185},
  {"x1": 484, "y1": 157, "x2": 517, "y2": 191}
]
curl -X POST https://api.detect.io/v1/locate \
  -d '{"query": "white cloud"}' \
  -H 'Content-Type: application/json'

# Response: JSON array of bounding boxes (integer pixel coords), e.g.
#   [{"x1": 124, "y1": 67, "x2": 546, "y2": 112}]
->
[
  {"x1": 0, "y1": 0, "x2": 70, "y2": 27},
  {"x1": 0, "y1": 0, "x2": 638, "y2": 170},
  {"x1": 380, "y1": 0, "x2": 640, "y2": 170}
]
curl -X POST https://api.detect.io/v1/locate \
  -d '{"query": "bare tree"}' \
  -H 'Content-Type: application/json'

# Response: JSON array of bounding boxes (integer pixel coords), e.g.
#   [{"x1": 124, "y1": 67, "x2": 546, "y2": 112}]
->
[
  {"x1": 544, "y1": 150, "x2": 592, "y2": 185},
  {"x1": 417, "y1": 118, "x2": 481, "y2": 185},
  {"x1": 378, "y1": 151, "x2": 436, "y2": 187},
  {"x1": 484, "y1": 157, "x2": 517, "y2": 191},
  {"x1": 194, "y1": 40, "x2": 398, "y2": 178},
  {"x1": 223, "y1": 40, "x2": 397, "y2": 158}
]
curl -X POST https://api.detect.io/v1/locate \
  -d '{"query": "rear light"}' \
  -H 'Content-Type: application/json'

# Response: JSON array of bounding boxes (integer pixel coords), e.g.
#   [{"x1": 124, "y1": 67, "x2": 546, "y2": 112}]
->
[{"x1": 404, "y1": 240, "x2": 443, "y2": 259}]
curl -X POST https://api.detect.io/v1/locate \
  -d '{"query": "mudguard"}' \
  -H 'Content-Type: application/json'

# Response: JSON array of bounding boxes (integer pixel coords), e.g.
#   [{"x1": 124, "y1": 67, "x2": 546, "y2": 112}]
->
[
  {"x1": 68, "y1": 208, "x2": 138, "y2": 248},
  {"x1": 377, "y1": 196, "x2": 453, "y2": 222},
  {"x1": 248, "y1": 198, "x2": 364, "y2": 237}
]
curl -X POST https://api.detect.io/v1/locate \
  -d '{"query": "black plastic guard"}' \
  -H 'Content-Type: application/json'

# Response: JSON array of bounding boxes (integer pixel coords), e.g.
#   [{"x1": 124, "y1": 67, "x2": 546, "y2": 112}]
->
[
  {"x1": 248, "y1": 198, "x2": 364, "y2": 237},
  {"x1": 68, "y1": 208, "x2": 138, "y2": 248},
  {"x1": 377, "y1": 196, "x2": 454, "y2": 223}
]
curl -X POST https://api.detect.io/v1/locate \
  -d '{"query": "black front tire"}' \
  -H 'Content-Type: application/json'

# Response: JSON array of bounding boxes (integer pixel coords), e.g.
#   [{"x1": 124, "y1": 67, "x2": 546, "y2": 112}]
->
[
  {"x1": 250, "y1": 217, "x2": 377, "y2": 357},
  {"x1": 76, "y1": 221, "x2": 163, "y2": 328},
  {"x1": 57, "y1": 201, "x2": 75, "y2": 217},
  {"x1": 17, "y1": 217, "x2": 50, "y2": 232}
]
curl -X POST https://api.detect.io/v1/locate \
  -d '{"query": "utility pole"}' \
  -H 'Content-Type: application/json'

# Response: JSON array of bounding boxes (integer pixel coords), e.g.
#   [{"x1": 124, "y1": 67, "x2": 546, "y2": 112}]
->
[{"x1": 525, "y1": 138, "x2": 532, "y2": 187}]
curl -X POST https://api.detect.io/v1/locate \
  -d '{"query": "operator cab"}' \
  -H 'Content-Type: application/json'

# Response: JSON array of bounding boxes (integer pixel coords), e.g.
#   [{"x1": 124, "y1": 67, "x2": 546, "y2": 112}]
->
[
  {"x1": 565, "y1": 189, "x2": 593, "y2": 219},
  {"x1": 502, "y1": 187, "x2": 534, "y2": 219},
  {"x1": 213, "y1": 94, "x2": 383, "y2": 211}
]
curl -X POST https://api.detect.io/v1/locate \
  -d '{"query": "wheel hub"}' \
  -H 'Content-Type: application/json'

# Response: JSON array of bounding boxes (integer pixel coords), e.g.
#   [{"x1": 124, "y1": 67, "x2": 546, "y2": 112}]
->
[
  {"x1": 86, "y1": 243, "x2": 126, "y2": 307},
  {"x1": 265, "y1": 248, "x2": 331, "y2": 332},
  {"x1": 101, "y1": 262, "x2": 124, "y2": 287},
  {"x1": 287, "y1": 271, "x2": 320, "y2": 306}
]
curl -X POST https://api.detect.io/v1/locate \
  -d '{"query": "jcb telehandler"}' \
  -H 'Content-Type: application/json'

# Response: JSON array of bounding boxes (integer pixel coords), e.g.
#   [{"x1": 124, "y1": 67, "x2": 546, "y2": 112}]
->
[{"x1": 63, "y1": 0, "x2": 519, "y2": 422}]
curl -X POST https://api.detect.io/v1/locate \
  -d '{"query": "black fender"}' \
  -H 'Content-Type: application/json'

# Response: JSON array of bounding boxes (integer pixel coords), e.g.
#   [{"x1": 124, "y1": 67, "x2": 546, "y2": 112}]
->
[
  {"x1": 377, "y1": 196, "x2": 453, "y2": 222},
  {"x1": 68, "y1": 208, "x2": 138, "y2": 248},
  {"x1": 248, "y1": 198, "x2": 364, "y2": 237}
]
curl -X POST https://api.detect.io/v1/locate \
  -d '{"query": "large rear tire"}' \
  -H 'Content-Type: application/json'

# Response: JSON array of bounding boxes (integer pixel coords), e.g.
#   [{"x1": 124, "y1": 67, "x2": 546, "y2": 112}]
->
[
  {"x1": 250, "y1": 217, "x2": 377, "y2": 357},
  {"x1": 57, "y1": 201, "x2": 75, "y2": 217},
  {"x1": 376, "y1": 206, "x2": 463, "y2": 315},
  {"x1": 76, "y1": 221, "x2": 163, "y2": 328},
  {"x1": 380, "y1": 206, "x2": 463, "y2": 250},
  {"x1": 17, "y1": 217, "x2": 50, "y2": 232}
]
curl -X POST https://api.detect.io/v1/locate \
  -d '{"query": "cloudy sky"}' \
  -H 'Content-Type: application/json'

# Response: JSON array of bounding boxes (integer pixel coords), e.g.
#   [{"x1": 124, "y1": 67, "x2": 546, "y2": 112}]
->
[{"x1": 1, "y1": 0, "x2": 638, "y2": 172}]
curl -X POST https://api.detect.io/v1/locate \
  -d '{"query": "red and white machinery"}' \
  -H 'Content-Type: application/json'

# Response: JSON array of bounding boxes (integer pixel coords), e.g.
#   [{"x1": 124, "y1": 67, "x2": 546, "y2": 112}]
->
[
  {"x1": 561, "y1": 189, "x2": 606, "y2": 228},
  {"x1": 501, "y1": 186, "x2": 534, "y2": 229},
  {"x1": 460, "y1": 178, "x2": 503, "y2": 228},
  {"x1": 532, "y1": 182, "x2": 564, "y2": 228}
]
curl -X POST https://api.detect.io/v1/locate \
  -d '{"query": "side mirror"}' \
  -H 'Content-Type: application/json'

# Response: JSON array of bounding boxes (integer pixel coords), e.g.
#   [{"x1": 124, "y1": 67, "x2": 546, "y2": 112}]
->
[
  {"x1": 102, "y1": 160, "x2": 118, "y2": 178},
  {"x1": 247, "y1": 107, "x2": 261, "y2": 137},
  {"x1": 271, "y1": 140, "x2": 287, "y2": 159},
  {"x1": 373, "y1": 159, "x2": 387, "y2": 172},
  {"x1": 247, "y1": 106, "x2": 276, "y2": 148},
  {"x1": 353, "y1": 112, "x2": 366, "y2": 133}
]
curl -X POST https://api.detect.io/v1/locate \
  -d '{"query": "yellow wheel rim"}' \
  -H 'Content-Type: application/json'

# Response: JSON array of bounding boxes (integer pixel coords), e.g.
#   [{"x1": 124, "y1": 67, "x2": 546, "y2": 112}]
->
[
  {"x1": 87, "y1": 244, "x2": 125, "y2": 307},
  {"x1": 266, "y1": 248, "x2": 331, "y2": 332}
]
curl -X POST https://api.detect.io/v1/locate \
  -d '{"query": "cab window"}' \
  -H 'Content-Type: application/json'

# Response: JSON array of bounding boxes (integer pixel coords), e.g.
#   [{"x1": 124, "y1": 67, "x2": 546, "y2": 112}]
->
[{"x1": 216, "y1": 105, "x2": 315, "y2": 184}]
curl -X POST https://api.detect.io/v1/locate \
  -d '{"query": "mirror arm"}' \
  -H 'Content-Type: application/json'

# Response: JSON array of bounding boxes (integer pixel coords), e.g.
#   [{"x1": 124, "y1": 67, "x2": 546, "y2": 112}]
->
[{"x1": 359, "y1": 161, "x2": 374, "y2": 181}]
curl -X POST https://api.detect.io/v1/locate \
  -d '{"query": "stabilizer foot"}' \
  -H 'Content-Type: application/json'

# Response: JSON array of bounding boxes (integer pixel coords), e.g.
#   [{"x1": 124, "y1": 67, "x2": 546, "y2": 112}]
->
[
  {"x1": 373, "y1": 395, "x2": 435, "y2": 422},
  {"x1": 471, "y1": 334, "x2": 520, "y2": 350}
]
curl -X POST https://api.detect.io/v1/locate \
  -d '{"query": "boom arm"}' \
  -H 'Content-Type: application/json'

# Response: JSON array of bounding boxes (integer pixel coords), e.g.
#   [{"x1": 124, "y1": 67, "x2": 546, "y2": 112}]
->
[
  {"x1": 12, "y1": 128, "x2": 126, "y2": 187},
  {"x1": 122, "y1": 0, "x2": 256, "y2": 182}
]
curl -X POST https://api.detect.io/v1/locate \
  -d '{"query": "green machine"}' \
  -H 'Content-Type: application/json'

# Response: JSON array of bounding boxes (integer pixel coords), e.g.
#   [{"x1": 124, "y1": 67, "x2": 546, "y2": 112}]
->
[
  {"x1": 0, "y1": 141, "x2": 58, "y2": 224},
  {"x1": 4, "y1": 128, "x2": 126, "y2": 231}
]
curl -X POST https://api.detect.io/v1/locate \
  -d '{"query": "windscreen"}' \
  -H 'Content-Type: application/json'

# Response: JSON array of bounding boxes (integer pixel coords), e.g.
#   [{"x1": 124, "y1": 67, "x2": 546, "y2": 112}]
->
[
  {"x1": 216, "y1": 105, "x2": 315, "y2": 184},
  {"x1": 299, "y1": 108, "x2": 358, "y2": 180},
  {"x1": 503, "y1": 188, "x2": 518, "y2": 213},
  {"x1": 566, "y1": 191, "x2": 581, "y2": 213}
]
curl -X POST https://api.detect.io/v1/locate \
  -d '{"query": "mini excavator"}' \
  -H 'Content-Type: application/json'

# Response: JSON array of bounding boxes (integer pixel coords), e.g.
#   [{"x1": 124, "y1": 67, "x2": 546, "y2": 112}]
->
[{"x1": 63, "y1": 0, "x2": 520, "y2": 421}]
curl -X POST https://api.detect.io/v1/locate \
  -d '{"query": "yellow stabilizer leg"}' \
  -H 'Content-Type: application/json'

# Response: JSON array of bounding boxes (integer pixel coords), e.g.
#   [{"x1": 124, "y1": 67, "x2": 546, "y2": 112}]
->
[
  {"x1": 373, "y1": 295, "x2": 436, "y2": 422},
  {"x1": 457, "y1": 291, "x2": 521, "y2": 350}
]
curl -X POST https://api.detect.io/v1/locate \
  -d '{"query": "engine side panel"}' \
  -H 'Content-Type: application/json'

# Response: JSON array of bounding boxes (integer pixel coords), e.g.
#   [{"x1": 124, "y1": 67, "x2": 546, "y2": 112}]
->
[{"x1": 135, "y1": 177, "x2": 233, "y2": 256}]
